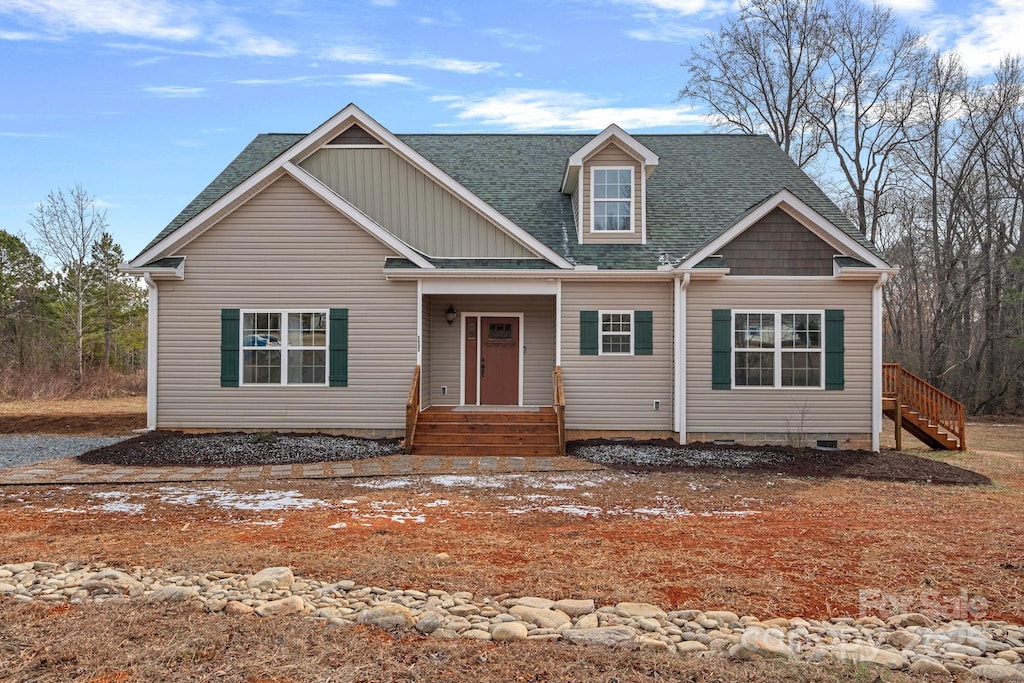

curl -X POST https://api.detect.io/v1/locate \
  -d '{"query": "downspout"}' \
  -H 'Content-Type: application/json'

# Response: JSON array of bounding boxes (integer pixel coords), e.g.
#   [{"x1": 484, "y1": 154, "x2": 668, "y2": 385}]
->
[
  {"x1": 871, "y1": 272, "x2": 889, "y2": 452},
  {"x1": 143, "y1": 273, "x2": 158, "y2": 431},
  {"x1": 675, "y1": 273, "x2": 690, "y2": 443}
]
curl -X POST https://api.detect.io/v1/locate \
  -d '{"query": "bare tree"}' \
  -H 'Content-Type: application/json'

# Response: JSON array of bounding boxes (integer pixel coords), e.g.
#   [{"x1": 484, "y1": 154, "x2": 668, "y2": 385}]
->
[
  {"x1": 810, "y1": 0, "x2": 927, "y2": 243},
  {"x1": 29, "y1": 184, "x2": 107, "y2": 381},
  {"x1": 678, "y1": 0, "x2": 828, "y2": 167}
]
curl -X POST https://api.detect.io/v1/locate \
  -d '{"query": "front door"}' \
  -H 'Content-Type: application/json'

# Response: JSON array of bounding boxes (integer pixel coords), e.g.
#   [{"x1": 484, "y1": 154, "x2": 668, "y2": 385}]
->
[{"x1": 479, "y1": 316, "x2": 519, "y2": 405}]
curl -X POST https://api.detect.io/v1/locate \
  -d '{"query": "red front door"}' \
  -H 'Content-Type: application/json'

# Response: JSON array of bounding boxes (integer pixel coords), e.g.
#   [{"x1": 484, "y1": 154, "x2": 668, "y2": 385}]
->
[{"x1": 479, "y1": 316, "x2": 519, "y2": 405}]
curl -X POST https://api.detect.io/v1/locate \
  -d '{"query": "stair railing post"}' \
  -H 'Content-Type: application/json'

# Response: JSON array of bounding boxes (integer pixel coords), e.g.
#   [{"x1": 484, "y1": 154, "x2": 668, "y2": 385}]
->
[{"x1": 895, "y1": 364, "x2": 902, "y2": 451}]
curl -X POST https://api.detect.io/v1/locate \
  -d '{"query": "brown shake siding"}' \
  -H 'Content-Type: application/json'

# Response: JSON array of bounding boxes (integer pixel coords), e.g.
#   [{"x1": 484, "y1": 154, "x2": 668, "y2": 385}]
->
[{"x1": 719, "y1": 208, "x2": 838, "y2": 276}]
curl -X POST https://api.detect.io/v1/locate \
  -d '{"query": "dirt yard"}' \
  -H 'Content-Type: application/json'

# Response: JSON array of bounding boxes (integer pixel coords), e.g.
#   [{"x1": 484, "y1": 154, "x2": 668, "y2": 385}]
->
[
  {"x1": 0, "y1": 396, "x2": 146, "y2": 435},
  {"x1": 1, "y1": 400, "x2": 1022, "y2": 682}
]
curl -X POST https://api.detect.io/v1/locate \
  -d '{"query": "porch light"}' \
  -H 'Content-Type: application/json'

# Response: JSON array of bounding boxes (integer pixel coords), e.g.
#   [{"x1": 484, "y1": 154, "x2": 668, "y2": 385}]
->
[{"x1": 445, "y1": 305, "x2": 457, "y2": 325}]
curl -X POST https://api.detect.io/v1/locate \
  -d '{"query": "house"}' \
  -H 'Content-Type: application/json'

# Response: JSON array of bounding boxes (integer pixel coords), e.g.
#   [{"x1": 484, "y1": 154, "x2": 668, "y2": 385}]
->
[{"x1": 123, "y1": 103, "x2": 902, "y2": 454}]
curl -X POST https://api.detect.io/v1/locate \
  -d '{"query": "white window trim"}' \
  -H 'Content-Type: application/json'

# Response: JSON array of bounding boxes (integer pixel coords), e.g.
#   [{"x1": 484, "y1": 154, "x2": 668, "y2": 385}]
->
[
  {"x1": 731, "y1": 310, "x2": 825, "y2": 390},
  {"x1": 590, "y1": 166, "x2": 635, "y2": 233},
  {"x1": 598, "y1": 310, "x2": 635, "y2": 356},
  {"x1": 239, "y1": 309, "x2": 329, "y2": 387}
]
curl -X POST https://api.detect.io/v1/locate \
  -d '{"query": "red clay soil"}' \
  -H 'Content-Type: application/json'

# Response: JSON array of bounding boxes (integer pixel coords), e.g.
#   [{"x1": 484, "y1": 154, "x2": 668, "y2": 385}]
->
[{"x1": 0, "y1": 412, "x2": 145, "y2": 435}]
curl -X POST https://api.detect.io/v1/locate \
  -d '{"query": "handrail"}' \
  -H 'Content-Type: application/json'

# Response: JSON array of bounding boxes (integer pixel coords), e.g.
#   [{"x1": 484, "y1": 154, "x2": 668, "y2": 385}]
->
[
  {"x1": 405, "y1": 365, "x2": 421, "y2": 455},
  {"x1": 883, "y1": 363, "x2": 965, "y2": 451},
  {"x1": 552, "y1": 366, "x2": 566, "y2": 457}
]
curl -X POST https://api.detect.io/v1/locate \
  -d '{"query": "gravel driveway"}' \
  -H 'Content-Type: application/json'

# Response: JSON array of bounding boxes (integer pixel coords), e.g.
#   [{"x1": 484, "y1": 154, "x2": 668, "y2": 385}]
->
[{"x1": 0, "y1": 436, "x2": 127, "y2": 470}]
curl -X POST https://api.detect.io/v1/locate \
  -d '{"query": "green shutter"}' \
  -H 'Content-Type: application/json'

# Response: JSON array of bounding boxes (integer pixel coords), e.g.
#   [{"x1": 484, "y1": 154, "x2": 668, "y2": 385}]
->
[
  {"x1": 580, "y1": 310, "x2": 598, "y2": 355},
  {"x1": 634, "y1": 310, "x2": 653, "y2": 355},
  {"x1": 329, "y1": 308, "x2": 349, "y2": 387},
  {"x1": 712, "y1": 309, "x2": 731, "y2": 390},
  {"x1": 825, "y1": 309, "x2": 844, "y2": 390},
  {"x1": 220, "y1": 308, "x2": 240, "y2": 387}
]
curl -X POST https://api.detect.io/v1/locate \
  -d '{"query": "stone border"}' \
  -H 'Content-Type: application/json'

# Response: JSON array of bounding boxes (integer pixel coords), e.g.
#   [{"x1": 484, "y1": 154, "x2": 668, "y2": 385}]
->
[{"x1": 2, "y1": 561, "x2": 1022, "y2": 680}]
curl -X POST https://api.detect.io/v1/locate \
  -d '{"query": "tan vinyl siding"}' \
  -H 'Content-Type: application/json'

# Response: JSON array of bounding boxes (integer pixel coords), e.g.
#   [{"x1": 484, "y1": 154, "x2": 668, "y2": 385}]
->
[
  {"x1": 581, "y1": 142, "x2": 643, "y2": 245},
  {"x1": 156, "y1": 175, "x2": 416, "y2": 431},
  {"x1": 300, "y1": 148, "x2": 536, "y2": 259},
  {"x1": 687, "y1": 278, "x2": 872, "y2": 434},
  {"x1": 427, "y1": 295, "x2": 555, "y2": 406},
  {"x1": 720, "y1": 208, "x2": 837, "y2": 276},
  {"x1": 561, "y1": 281, "x2": 673, "y2": 430}
]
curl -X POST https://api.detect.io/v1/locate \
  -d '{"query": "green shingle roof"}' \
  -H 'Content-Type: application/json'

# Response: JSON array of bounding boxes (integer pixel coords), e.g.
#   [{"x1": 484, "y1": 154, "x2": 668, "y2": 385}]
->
[{"x1": 139, "y1": 129, "x2": 881, "y2": 270}]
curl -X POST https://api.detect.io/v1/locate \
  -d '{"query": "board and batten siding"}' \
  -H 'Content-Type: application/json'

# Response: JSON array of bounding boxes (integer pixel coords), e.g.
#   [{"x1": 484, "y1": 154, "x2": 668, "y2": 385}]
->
[
  {"x1": 686, "y1": 278, "x2": 873, "y2": 435},
  {"x1": 427, "y1": 295, "x2": 555, "y2": 407},
  {"x1": 156, "y1": 175, "x2": 417, "y2": 432},
  {"x1": 560, "y1": 281, "x2": 673, "y2": 430},
  {"x1": 580, "y1": 142, "x2": 643, "y2": 245},
  {"x1": 300, "y1": 148, "x2": 535, "y2": 259}
]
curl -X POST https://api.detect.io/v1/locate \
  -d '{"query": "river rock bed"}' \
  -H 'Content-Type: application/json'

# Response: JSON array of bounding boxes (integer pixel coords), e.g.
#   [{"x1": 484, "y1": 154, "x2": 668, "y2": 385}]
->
[{"x1": 2, "y1": 561, "x2": 1023, "y2": 679}]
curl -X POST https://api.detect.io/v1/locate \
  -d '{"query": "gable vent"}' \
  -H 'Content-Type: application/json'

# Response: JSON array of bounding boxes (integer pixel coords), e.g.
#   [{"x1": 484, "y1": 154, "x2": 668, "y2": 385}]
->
[{"x1": 328, "y1": 123, "x2": 383, "y2": 146}]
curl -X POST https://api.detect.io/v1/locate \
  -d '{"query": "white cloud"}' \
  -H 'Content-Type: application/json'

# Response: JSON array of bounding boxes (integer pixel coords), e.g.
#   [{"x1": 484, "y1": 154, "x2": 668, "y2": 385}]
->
[
  {"x1": 232, "y1": 75, "x2": 320, "y2": 86},
  {"x1": 874, "y1": 0, "x2": 934, "y2": 12},
  {"x1": 922, "y1": 0, "x2": 1024, "y2": 75},
  {"x1": 403, "y1": 56, "x2": 499, "y2": 74},
  {"x1": 0, "y1": 0, "x2": 199, "y2": 40},
  {"x1": 482, "y1": 28, "x2": 543, "y2": 52},
  {"x1": 319, "y1": 47, "x2": 500, "y2": 74},
  {"x1": 626, "y1": 21, "x2": 705, "y2": 42},
  {"x1": 435, "y1": 89, "x2": 707, "y2": 131},
  {"x1": 615, "y1": 0, "x2": 731, "y2": 15},
  {"x1": 0, "y1": 131, "x2": 62, "y2": 138},
  {"x1": 371, "y1": 0, "x2": 397, "y2": 5},
  {"x1": 142, "y1": 85, "x2": 206, "y2": 98},
  {"x1": 0, "y1": 0, "x2": 294, "y2": 58},
  {"x1": 344, "y1": 73, "x2": 414, "y2": 87},
  {"x1": 0, "y1": 29, "x2": 44, "y2": 40}
]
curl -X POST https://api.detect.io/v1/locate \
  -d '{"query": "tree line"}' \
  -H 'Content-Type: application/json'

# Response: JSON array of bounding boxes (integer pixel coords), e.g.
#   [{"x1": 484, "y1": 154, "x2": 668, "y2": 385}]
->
[
  {"x1": 679, "y1": 0, "x2": 1024, "y2": 415},
  {"x1": 0, "y1": 184, "x2": 146, "y2": 399}
]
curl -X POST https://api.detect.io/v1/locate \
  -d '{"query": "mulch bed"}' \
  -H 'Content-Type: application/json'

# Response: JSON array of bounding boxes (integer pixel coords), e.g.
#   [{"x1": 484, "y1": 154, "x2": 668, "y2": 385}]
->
[
  {"x1": 76, "y1": 430, "x2": 403, "y2": 467},
  {"x1": 569, "y1": 438, "x2": 991, "y2": 486}
]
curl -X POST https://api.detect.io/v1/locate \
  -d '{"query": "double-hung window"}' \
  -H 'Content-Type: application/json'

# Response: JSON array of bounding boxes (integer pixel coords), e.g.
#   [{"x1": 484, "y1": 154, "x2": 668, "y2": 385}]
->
[
  {"x1": 592, "y1": 168, "x2": 633, "y2": 231},
  {"x1": 600, "y1": 311, "x2": 633, "y2": 354},
  {"x1": 241, "y1": 311, "x2": 327, "y2": 385},
  {"x1": 734, "y1": 311, "x2": 823, "y2": 388}
]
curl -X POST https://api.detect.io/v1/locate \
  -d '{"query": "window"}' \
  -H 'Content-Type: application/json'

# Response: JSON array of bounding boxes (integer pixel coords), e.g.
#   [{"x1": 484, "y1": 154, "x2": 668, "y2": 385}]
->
[
  {"x1": 733, "y1": 311, "x2": 822, "y2": 388},
  {"x1": 241, "y1": 311, "x2": 327, "y2": 385},
  {"x1": 592, "y1": 168, "x2": 633, "y2": 231},
  {"x1": 600, "y1": 311, "x2": 633, "y2": 354}
]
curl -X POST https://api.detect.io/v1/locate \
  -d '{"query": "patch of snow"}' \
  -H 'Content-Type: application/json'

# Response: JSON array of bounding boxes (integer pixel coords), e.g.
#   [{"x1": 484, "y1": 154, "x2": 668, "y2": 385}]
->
[
  {"x1": 339, "y1": 499, "x2": 359, "y2": 504},
  {"x1": 424, "y1": 499, "x2": 450, "y2": 507},
  {"x1": 42, "y1": 507, "x2": 87, "y2": 514},
  {"x1": 353, "y1": 478, "x2": 413, "y2": 489},
  {"x1": 244, "y1": 518, "x2": 284, "y2": 526},
  {"x1": 328, "y1": 522, "x2": 347, "y2": 529},
  {"x1": 158, "y1": 486, "x2": 326, "y2": 511},
  {"x1": 428, "y1": 475, "x2": 507, "y2": 488}
]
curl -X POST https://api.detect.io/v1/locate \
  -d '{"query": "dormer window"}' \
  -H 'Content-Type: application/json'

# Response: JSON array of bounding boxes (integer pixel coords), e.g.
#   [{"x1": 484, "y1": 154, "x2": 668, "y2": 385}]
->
[{"x1": 592, "y1": 167, "x2": 633, "y2": 232}]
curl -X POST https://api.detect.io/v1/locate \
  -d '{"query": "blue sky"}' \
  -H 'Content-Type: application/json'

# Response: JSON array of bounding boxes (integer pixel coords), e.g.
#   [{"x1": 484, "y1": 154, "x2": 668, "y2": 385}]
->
[{"x1": 1, "y1": 0, "x2": 1021, "y2": 260}]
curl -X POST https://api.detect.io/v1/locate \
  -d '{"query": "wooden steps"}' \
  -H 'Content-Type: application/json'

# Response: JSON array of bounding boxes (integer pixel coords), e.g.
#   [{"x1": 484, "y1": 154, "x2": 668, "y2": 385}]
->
[
  {"x1": 411, "y1": 408, "x2": 561, "y2": 457},
  {"x1": 882, "y1": 364, "x2": 965, "y2": 451},
  {"x1": 883, "y1": 404, "x2": 961, "y2": 450}
]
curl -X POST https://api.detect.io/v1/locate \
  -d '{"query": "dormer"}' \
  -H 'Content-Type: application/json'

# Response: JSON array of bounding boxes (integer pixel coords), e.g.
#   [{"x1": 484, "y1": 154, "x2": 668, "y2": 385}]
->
[{"x1": 561, "y1": 125, "x2": 659, "y2": 246}]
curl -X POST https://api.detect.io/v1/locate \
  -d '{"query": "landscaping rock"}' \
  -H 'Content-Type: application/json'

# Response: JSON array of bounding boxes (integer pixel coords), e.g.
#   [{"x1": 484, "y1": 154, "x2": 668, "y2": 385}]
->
[
  {"x1": 676, "y1": 641, "x2": 709, "y2": 654},
  {"x1": 357, "y1": 603, "x2": 415, "y2": 629},
  {"x1": 415, "y1": 612, "x2": 443, "y2": 634},
  {"x1": 971, "y1": 665, "x2": 1024, "y2": 682},
  {"x1": 255, "y1": 596, "x2": 306, "y2": 617},
  {"x1": 888, "y1": 630, "x2": 923, "y2": 650},
  {"x1": 832, "y1": 643, "x2": 908, "y2": 670},
  {"x1": 509, "y1": 605, "x2": 571, "y2": 629},
  {"x1": 225, "y1": 601, "x2": 254, "y2": 616},
  {"x1": 563, "y1": 626, "x2": 636, "y2": 648},
  {"x1": 552, "y1": 599, "x2": 594, "y2": 617},
  {"x1": 615, "y1": 602, "x2": 666, "y2": 619},
  {"x1": 738, "y1": 626, "x2": 795, "y2": 659},
  {"x1": 492, "y1": 622, "x2": 529, "y2": 642},
  {"x1": 908, "y1": 656, "x2": 951, "y2": 677},
  {"x1": 148, "y1": 585, "x2": 200, "y2": 603},
  {"x1": 247, "y1": 567, "x2": 294, "y2": 591}
]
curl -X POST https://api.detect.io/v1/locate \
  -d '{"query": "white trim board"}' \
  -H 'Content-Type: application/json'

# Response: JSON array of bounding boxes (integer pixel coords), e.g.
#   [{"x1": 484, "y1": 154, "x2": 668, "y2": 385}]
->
[
  {"x1": 561, "y1": 124, "x2": 659, "y2": 194},
  {"x1": 679, "y1": 189, "x2": 890, "y2": 271},
  {"x1": 589, "y1": 166, "x2": 636, "y2": 234}
]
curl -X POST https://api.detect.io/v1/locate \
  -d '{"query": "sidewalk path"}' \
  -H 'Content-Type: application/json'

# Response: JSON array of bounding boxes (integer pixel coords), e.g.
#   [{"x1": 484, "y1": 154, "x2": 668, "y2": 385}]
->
[{"x1": 0, "y1": 453, "x2": 605, "y2": 486}]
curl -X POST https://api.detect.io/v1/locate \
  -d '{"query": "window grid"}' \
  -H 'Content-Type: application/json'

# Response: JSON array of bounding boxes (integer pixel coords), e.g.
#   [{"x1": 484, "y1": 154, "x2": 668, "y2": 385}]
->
[
  {"x1": 592, "y1": 168, "x2": 633, "y2": 232},
  {"x1": 733, "y1": 311, "x2": 823, "y2": 388},
  {"x1": 241, "y1": 311, "x2": 328, "y2": 386},
  {"x1": 600, "y1": 311, "x2": 633, "y2": 355}
]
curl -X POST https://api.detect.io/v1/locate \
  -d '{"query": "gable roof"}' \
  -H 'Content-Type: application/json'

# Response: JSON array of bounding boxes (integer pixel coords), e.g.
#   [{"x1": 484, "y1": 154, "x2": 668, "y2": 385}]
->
[{"x1": 134, "y1": 124, "x2": 885, "y2": 271}]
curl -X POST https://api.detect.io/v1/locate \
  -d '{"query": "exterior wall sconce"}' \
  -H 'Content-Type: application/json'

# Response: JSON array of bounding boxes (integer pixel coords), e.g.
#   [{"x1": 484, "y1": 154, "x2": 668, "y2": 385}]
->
[{"x1": 445, "y1": 305, "x2": 457, "y2": 325}]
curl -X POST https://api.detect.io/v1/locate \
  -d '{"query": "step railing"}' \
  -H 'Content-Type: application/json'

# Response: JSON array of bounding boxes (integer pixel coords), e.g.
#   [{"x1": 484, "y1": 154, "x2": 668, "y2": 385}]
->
[
  {"x1": 405, "y1": 365, "x2": 421, "y2": 455},
  {"x1": 552, "y1": 366, "x2": 566, "y2": 457},
  {"x1": 882, "y1": 363, "x2": 966, "y2": 451}
]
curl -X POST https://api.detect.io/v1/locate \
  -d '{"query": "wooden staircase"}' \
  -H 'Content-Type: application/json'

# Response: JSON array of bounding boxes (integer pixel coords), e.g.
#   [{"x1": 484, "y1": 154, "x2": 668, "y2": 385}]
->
[
  {"x1": 410, "y1": 407, "x2": 562, "y2": 457},
  {"x1": 882, "y1": 363, "x2": 966, "y2": 451}
]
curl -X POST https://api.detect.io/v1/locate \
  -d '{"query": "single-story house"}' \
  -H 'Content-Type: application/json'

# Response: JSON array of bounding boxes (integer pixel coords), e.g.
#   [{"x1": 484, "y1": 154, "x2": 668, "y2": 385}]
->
[{"x1": 123, "y1": 103, "x2": 901, "y2": 454}]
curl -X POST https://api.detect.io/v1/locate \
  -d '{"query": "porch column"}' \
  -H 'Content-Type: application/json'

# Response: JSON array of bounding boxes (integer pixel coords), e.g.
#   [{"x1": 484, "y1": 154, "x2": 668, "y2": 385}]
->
[
  {"x1": 416, "y1": 279, "x2": 423, "y2": 366},
  {"x1": 555, "y1": 280, "x2": 562, "y2": 366},
  {"x1": 871, "y1": 273, "x2": 888, "y2": 452},
  {"x1": 674, "y1": 274, "x2": 690, "y2": 442}
]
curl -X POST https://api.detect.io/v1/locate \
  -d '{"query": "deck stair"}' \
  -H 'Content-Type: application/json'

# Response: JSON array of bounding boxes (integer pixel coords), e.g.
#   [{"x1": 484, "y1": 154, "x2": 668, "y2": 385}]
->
[
  {"x1": 411, "y1": 407, "x2": 561, "y2": 457},
  {"x1": 882, "y1": 363, "x2": 965, "y2": 451}
]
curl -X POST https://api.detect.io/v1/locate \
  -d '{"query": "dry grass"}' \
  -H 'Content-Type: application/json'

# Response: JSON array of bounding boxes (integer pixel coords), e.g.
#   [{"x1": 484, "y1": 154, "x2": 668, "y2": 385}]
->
[{"x1": 0, "y1": 367, "x2": 146, "y2": 402}]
